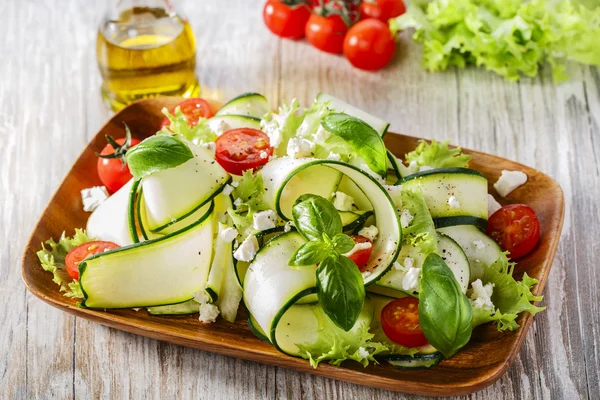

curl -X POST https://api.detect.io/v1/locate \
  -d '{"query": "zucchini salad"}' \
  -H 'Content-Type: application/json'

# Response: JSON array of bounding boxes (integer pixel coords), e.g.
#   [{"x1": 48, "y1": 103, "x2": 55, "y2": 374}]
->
[{"x1": 38, "y1": 93, "x2": 544, "y2": 369}]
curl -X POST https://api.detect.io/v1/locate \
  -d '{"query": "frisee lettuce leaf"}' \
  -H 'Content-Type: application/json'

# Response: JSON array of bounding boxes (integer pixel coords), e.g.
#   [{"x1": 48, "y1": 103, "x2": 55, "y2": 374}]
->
[
  {"x1": 393, "y1": 0, "x2": 600, "y2": 82},
  {"x1": 396, "y1": 188, "x2": 438, "y2": 253},
  {"x1": 472, "y1": 252, "x2": 545, "y2": 331},
  {"x1": 36, "y1": 229, "x2": 94, "y2": 299},
  {"x1": 405, "y1": 139, "x2": 471, "y2": 169},
  {"x1": 158, "y1": 106, "x2": 216, "y2": 144},
  {"x1": 260, "y1": 99, "x2": 304, "y2": 156},
  {"x1": 227, "y1": 171, "x2": 269, "y2": 237}
]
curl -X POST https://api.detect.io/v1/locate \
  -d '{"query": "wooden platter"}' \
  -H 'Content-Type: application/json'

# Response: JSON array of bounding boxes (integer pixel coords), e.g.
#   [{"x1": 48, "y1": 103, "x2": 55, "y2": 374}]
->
[{"x1": 21, "y1": 98, "x2": 564, "y2": 396}]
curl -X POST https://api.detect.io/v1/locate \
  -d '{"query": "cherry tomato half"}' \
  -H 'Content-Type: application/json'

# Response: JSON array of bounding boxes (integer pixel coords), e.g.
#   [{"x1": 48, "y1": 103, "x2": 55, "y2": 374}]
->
[
  {"x1": 347, "y1": 235, "x2": 373, "y2": 271},
  {"x1": 97, "y1": 135, "x2": 140, "y2": 194},
  {"x1": 381, "y1": 297, "x2": 429, "y2": 347},
  {"x1": 305, "y1": 13, "x2": 348, "y2": 54},
  {"x1": 486, "y1": 204, "x2": 541, "y2": 259},
  {"x1": 215, "y1": 128, "x2": 273, "y2": 175},
  {"x1": 360, "y1": 0, "x2": 406, "y2": 22},
  {"x1": 160, "y1": 98, "x2": 213, "y2": 129},
  {"x1": 65, "y1": 241, "x2": 119, "y2": 280},
  {"x1": 343, "y1": 18, "x2": 396, "y2": 71},
  {"x1": 263, "y1": 0, "x2": 311, "y2": 39}
]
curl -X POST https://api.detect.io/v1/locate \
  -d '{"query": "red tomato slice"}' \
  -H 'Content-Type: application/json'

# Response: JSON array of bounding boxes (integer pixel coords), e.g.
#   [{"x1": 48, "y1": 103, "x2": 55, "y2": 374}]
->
[
  {"x1": 160, "y1": 98, "x2": 213, "y2": 128},
  {"x1": 305, "y1": 13, "x2": 348, "y2": 54},
  {"x1": 65, "y1": 241, "x2": 119, "y2": 280},
  {"x1": 263, "y1": 0, "x2": 311, "y2": 39},
  {"x1": 215, "y1": 128, "x2": 273, "y2": 175},
  {"x1": 381, "y1": 297, "x2": 429, "y2": 347},
  {"x1": 347, "y1": 235, "x2": 373, "y2": 271},
  {"x1": 360, "y1": 0, "x2": 406, "y2": 21},
  {"x1": 343, "y1": 18, "x2": 396, "y2": 71},
  {"x1": 97, "y1": 136, "x2": 141, "y2": 194},
  {"x1": 486, "y1": 204, "x2": 541, "y2": 259}
]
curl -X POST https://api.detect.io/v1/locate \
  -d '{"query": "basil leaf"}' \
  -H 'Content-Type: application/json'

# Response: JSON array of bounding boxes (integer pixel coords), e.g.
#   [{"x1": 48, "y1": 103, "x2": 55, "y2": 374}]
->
[
  {"x1": 317, "y1": 256, "x2": 365, "y2": 331},
  {"x1": 419, "y1": 253, "x2": 473, "y2": 358},
  {"x1": 289, "y1": 241, "x2": 331, "y2": 266},
  {"x1": 321, "y1": 113, "x2": 388, "y2": 176},
  {"x1": 292, "y1": 195, "x2": 342, "y2": 242},
  {"x1": 331, "y1": 234, "x2": 355, "y2": 254},
  {"x1": 126, "y1": 135, "x2": 194, "y2": 180}
]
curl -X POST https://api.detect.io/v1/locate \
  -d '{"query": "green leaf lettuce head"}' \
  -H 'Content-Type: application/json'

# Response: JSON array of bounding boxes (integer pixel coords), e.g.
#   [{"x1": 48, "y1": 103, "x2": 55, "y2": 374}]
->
[
  {"x1": 36, "y1": 229, "x2": 93, "y2": 299},
  {"x1": 472, "y1": 252, "x2": 545, "y2": 330},
  {"x1": 393, "y1": 0, "x2": 600, "y2": 81},
  {"x1": 158, "y1": 106, "x2": 216, "y2": 144},
  {"x1": 296, "y1": 305, "x2": 388, "y2": 368},
  {"x1": 405, "y1": 139, "x2": 471, "y2": 169}
]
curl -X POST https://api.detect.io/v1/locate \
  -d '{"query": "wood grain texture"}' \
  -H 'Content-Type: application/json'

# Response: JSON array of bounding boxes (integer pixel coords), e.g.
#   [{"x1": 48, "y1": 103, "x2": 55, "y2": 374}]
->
[{"x1": 1, "y1": 0, "x2": 598, "y2": 399}]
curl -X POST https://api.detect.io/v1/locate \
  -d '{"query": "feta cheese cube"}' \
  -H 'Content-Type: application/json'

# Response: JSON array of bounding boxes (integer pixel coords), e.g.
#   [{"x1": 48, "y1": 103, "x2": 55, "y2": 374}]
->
[
  {"x1": 209, "y1": 119, "x2": 230, "y2": 136},
  {"x1": 286, "y1": 137, "x2": 315, "y2": 158},
  {"x1": 468, "y1": 279, "x2": 495, "y2": 309},
  {"x1": 81, "y1": 186, "x2": 109, "y2": 212},
  {"x1": 358, "y1": 225, "x2": 379, "y2": 241},
  {"x1": 488, "y1": 194, "x2": 502, "y2": 216},
  {"x1": 230, "y1": 180, "x2": 239, "y2": 188},
  {"x1": 360, "y1": 163, "x2": 385, "y2": 184},
  {"x1": 357, "y1": 346, "x2": 370, "y2": 359},
  {"x1": 393, "y1": 261, "x2": 404, "y2": 271},
  {"x1": 222, "y1": 184, "x2": 234, "y2": 196},
  {"x1": 198, "y1": 302, "x2": 220, "y2": 324},
  {"x1": 233, "y1": 198, "x2": 243, "y2": 207},
  {"x1": 493, "y1": 170, "x2": 528, "y2": 197},
  {"x1": 314, "y1": 126, "x2": 331, "y2": 144},
  {"x1": 259, "y1": 151, "x2": 269, "y2": 159},
  {"x1": 400, "y1": 209, "x2": 414, "y2": 229},
  {"x1": 447, "y1": 195, "x2": 461, "y2": 209},
  {"x1": 332, "y1": 191, "x2": 354, "y2": 212},
  {"x1": 284, "y1": 221, "x2": 293, "y2": 233},
  {"x1": 344, "y1": 240, "x2": 372, "y2": 257},
  {"x1": 403, "y1": 256, "x2": 414, "y2": 269},
  {"x1": 220, "y1": 227, "x2": 238, "y2": 243},
  {"x1": 327, "y1": 152, "x2": 341, "y2": 161},
  {"x1": 402, "y1": 267, "x2": 421, "y2": 293},
  {"x1": 233, "y1": 236, "x2": 259, "y2": 262},
  {"x1": 252, "y1": 210, "x2": 277, "y2": 231}
]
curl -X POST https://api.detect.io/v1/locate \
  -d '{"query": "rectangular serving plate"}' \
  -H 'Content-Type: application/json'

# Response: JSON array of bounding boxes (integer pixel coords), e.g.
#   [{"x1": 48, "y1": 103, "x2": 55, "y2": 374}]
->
[{"x1": 22, "y1": 98, "x2": 564, "y2": 396}]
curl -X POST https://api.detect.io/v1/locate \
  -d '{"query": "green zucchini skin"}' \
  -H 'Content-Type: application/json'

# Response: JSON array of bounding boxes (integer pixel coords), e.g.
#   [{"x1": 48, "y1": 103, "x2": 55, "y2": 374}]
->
[
  {"x1": 381, "y1": 352, "x2": 444, "y2": 370},
  {"x1": 433, "y1": 216, "x2": 488, "y2": 230},
  {"x1": 396, "y1": 167, "x2": 485, "y2": 184}
]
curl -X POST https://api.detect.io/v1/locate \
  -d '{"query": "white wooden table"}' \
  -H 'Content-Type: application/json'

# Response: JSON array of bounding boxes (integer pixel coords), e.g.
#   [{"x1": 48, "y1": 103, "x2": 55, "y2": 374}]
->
[{"x1": 1, "y1": 0, "x2": 598, "y2": 398}]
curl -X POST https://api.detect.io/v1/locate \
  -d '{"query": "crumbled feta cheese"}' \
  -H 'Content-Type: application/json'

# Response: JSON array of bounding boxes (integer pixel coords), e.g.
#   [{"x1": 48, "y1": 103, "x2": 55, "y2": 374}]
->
[
  {"x1": 262, "y1": 121, "x2": 283, "y2": 148},
  {"x1": 344, "y1": 241, "x2": 372, "y2": 257},
  {"x1": 192, "y1": 290, "x2": 211, "y2": 304},
  {"x1": 357, "y1": 346, "x2": 370, "y2": 359},
  {"x1": 220, "y1": 227, "x2": 238, "y2": 243},
  {"x1": 402, "y1": 267, "x2": 421, "y2": 293},
  {"x1": 209, "y1": 119, "x2": 230, "y2": 136},
  {"x1": 230, "y1": 180, "x2": 239, "y2": 188},
  {"x1": 393, "y1": 261, "x2": 404, "y2": 271},
  {"x1": 447, "y1": 195, "x2": 461, "y2": 209},
  {"x1": 222, "y1": 184, "x2": 234, "y2": 196},
  {"x1": 473, "y1": 240, "x2": 485, "y2": 250},
  {"x1": 468, "y1": 279, "x2": 495, "y2": 309},
  {"x1": 384, "y1": 185, "x2": 403, "y2": 206},
  {"x1": 259, "y1": 151, "x2": 269, "y2": 159},
  {"x1": 419, "y1": 165, "x2": 433, "y2": 172},
  {"x1": 81, "y1": 186, "x2": 109, "y2": 212},
  {"x1": 284, "y1": 221, "x2": 293, "y2": 233},
  {"x1": 198, "y1": 302, "x2": 220, "y2": 324},
  {"x1": 253, "y1": 210, "x2": 277, "y2": 231},
  {"x1": 362, "y1": 270, "x2": 372, "y2": 278},
  {"x1": 200, "y1": 142, "x2": 216, "y2": 154},
  {"x1": 233, "y1": 236, "x2": 259, "y2": 261},
  {"x1": 403, "y1": 257, "x2": 414, "y2": 269},
  {"x1": 286, "y1": 137, "x2": 315, "y2": 158},
  {"x1": 327, "y1": 152, "x2": 341, "y2": 161},
  {"x1": 314, "y1": 125, "x2": 331, "y2": 144},
  {"x1": 233, "y1": 198, "x2": 243, "y2": 207},
  {"x1": 400, "y1": 209, "x2": 414, "y2": 228},
  {"x1": 493, "y1": 170, "x2": 528, "y2": 197},
  {"x1": 488, "y1": 194, "x2": 502, "y2": 216},
  {"x1": 358, "y1": 225, "x2": 378, "y2": 241},
  {"x1": 360, "y1": 163, "x2": 385, "y2": 184},
  {"x1": 132, "y1": 308, "x2": 141, "y2": 312},
  {"x1": 332, "y1": 191, "x2": 354, "y2": 212}
]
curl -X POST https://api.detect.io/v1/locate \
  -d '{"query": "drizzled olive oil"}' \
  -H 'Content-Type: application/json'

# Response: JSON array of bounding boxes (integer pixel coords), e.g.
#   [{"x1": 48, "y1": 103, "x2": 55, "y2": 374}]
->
[{"x1": 97, "y1": 7, "x2": 199, "y2": 110}]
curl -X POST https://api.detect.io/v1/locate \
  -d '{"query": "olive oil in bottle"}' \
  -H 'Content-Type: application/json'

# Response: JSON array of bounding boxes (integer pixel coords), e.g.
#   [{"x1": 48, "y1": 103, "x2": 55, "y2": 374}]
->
[{"x1": 97, "y1": 4, "x2": 199, "y2": 111}]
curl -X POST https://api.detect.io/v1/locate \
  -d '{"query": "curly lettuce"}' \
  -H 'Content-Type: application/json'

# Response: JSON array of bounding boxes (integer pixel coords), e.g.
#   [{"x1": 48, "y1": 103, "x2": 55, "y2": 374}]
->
[
  {"x1": 405, "y1": 139, "x2": 471, "y2": 169},
  {"x1": 393, "y1": 0, "x2": 600, "y2": 82},
  {"x1": 472, "y1": 252, "x2": 545, "y2": 330},
  {"x1": 36, "y1": 229, "x2": 94, "y2": 299},
  {"x1": 158, "y1": 106, "x2": 216, "y2": 144},
  {"x1": 227, "y1": 171, "x2": 269, "y2": 237},
  {"x1": 261, "y1": 99, "x2": 304, "y2": 156},
  {"x1": 396, "y1": 188, "x2": 437, "y2": 254}
]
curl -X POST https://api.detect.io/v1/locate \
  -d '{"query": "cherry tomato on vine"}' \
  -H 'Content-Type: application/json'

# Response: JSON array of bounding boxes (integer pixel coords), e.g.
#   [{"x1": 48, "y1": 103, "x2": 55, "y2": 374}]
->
[
  {"x1": 360, "y1": 0, "x2": 406, "y2": 21},
  {"x1": 215, "y1": 128, "x2": 273, "y2": 175},
  {"x1": 381, "y1": 297, "x2": 429, "y2": 347},
  {"x1": 160, "y1": 98, "x2": 213, "y2": 129},
  {"x1": 346, "y1": 235, "x2": 373, "y2": 271},
  {"x1": 65, "y1": 241, "x2": 119, "y2": 280},
  {"x1": 343, "y1": 18, "x2": 396, "y2": 71},
  {"x1": 263, "y1": 0, "x2": 311, "y2": 39},
  {"x1": 486, "y1": 204, "x2": 541, "y2": 259},
  {"x1": 305, "y1": 13, "x2": 348, "y2": 54},
  {"x1": 97, "y1": 125, "x2": 140, "y2": 193}
]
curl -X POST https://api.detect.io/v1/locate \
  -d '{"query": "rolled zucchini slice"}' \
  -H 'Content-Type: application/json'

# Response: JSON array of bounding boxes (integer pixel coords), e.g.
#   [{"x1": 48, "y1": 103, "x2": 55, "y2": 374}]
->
[{"x1": 215, "y1": 92, "x2": 269, "y2": 119}]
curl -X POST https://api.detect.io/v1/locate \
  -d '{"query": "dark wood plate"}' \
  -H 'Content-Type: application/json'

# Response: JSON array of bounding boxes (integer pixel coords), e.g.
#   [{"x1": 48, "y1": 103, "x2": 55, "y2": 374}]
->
[{"x1": 21, "y1": 98, "x2": 564, "y2": 396}]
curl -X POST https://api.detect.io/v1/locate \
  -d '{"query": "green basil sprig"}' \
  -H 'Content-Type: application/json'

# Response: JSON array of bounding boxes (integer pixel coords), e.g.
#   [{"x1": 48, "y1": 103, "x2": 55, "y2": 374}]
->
[
  {"x1": 289, "y1": 194, "x2": 365, "y2": 332},
  {"x1": 419, "y1": 253, "x2": 473, "y2": 358},
  {"x1": 321, "y1": 113, "x2": 388, "y2": 176},
  {"x1": 126, "y1": 135, "x2": 194, "y2": 180}
]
